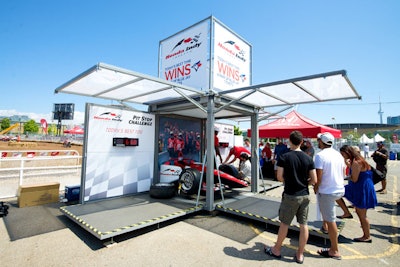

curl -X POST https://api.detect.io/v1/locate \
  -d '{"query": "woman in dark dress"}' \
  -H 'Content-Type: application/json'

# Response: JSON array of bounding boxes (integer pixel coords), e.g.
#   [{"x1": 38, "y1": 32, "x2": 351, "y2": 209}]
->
[{"x1": 340, "y1": 145, "x2": 377, "y2": 243}]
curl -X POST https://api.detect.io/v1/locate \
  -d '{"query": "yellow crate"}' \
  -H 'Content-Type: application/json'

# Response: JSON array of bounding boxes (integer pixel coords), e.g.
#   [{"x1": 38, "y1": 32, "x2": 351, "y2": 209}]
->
[{"x1": 17, "y1": 182, "x2": 60, "y2": 208}]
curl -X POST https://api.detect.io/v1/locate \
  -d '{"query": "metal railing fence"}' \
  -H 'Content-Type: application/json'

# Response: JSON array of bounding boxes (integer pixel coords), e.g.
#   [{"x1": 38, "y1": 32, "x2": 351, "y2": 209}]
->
[{"x1": 0, "y1": 152, "x2": 82, "y2": 199}]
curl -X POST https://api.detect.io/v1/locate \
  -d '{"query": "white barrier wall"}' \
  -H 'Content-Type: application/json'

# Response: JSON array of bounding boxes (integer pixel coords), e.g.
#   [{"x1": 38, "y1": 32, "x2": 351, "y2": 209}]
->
[{"x1": 83, "y1": 104, "x2": 155, "y2": 202}]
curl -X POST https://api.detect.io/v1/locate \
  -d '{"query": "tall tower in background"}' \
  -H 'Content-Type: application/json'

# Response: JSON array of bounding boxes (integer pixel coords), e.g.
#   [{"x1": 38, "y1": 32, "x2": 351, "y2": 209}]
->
[{"x1": 378, "y1": 97, "x2": 384, "y2": 124}]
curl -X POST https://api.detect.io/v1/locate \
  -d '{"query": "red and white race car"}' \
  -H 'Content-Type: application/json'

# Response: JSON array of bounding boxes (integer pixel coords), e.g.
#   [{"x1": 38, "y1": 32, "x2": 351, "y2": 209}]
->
[{"x1": 156, "y1": 158, "x2": 248, "y2": 197}]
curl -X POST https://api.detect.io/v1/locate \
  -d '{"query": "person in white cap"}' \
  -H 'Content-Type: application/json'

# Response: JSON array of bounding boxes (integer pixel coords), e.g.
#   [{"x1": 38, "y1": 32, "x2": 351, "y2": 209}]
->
[{"x1": 313, "y1": 132, "x2": 345, "y2": 260}]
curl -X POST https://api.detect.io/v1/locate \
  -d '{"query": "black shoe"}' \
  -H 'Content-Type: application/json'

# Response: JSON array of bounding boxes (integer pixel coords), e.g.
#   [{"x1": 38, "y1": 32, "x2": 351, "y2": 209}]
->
[
  {"x1": 319, "y1": 227, "x2": 328, "y2": 234},
  {"x1": 264, "y1": 246, "x2": 281, "y2": 259},
  {"x1": 337, "y1": 214, "x2": 353, "y2": 219},
  {"x1": 293, "y1": 254, "x2": 304, "y2": 264},
  {"x1": 353, "y1": 237, "x2": 372, "y2": 243}
]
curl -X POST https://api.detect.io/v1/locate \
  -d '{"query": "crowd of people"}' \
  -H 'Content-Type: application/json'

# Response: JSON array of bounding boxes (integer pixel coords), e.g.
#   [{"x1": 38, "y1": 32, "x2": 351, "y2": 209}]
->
[
  {"x1": 263, "y1": 130, "x2": 385, "y2": 263},
  {"x1": 161, "y1": 120, "x2": 390, "y2": 262},
  {"x1": 162, "y1": 122, "x2": 390, "y2": 263}
]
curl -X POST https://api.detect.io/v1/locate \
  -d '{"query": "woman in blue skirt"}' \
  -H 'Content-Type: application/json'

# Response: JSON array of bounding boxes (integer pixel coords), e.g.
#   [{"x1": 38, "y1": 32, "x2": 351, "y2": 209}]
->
[{"x1": 340, "y1": 145, "x2": 377, "y2": 243}]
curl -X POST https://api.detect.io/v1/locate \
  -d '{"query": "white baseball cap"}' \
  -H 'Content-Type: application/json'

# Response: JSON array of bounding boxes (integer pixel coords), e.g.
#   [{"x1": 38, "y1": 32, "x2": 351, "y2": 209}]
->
[{"x1": 317, "y1": 132, "x2": 334, "y2": 145}]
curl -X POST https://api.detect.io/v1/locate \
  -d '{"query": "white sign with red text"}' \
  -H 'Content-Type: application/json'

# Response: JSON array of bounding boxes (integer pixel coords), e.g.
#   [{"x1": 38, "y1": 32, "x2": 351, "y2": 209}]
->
[
  {"x1": 83, "y1": 104, "x2": 155, "y2": 202},
  {"x1": 159, "y1": 17, "x2": 252, "y2": 92},
  {"x1": 159, "y1": 19, "x2": 210, "y2": 91},
  {"x1": 213, "y1": 22, "x2": 251, "y2": 90}
]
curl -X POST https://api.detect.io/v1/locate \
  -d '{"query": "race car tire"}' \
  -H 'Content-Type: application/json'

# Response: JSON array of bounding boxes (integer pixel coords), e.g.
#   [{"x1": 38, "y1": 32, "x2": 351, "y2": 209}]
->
[
  {"x1": 179, "y1": 168, "x2": 201, "y2": 195},
  {"x1": 149, "y1": 183, "x2": 176, "y2": 199},
  {"x1": 218, "y1": 164, "x2": 239, "y2": 178}
]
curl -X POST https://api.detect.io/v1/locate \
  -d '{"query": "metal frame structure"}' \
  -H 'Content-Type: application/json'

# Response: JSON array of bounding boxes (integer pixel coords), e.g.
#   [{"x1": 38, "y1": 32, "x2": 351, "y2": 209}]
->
[{"x1": 55, "y1": 62, "x2": 361, "y2": 211}]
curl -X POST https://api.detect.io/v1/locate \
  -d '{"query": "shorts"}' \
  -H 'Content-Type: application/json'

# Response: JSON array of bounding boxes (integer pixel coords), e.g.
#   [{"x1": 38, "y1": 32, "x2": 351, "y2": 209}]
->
[
  {"x1": 317, "y1": 192, "x2": 344, "y2": 222},
  {"x1": 279, "y1": 194, "x2": 310, "y2": 225}
]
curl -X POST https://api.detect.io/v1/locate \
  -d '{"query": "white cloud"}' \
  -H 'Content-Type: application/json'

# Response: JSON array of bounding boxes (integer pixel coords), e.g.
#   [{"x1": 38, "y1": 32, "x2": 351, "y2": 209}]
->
[{"x1": 0, "y1": 109, "x2": 85, "y2": 126}]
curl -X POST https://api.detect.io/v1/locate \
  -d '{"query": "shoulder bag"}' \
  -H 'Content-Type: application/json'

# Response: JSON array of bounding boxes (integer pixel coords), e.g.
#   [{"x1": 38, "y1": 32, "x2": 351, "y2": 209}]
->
[{"x1": 370, "y1": 165, "x2": 386, "y2": 184}]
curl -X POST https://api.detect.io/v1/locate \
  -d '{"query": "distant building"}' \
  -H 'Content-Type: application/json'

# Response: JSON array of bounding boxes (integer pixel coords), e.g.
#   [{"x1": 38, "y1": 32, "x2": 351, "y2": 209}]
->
[
  {"x1": 387, "y1": 115, "x2": 400, "y2": 125},
  {"x1": 0, "y1": 115, "x2": 30, "y2": 123},
  {"x1": 326, "y1": 123, "x2": 398, "y2": 136}
]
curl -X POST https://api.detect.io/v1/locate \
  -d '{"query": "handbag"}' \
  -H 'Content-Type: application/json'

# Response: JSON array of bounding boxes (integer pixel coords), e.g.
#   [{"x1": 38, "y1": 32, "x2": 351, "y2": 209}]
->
[{"x1": 370, "y1": 165, "x2": 386, "y2": 184}]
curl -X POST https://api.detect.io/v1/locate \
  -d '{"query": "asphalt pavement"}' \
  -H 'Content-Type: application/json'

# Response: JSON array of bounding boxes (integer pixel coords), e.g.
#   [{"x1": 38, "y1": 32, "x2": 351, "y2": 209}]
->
[{"x1": 0, "y1": 158, "x2": 399, "y2": 266}]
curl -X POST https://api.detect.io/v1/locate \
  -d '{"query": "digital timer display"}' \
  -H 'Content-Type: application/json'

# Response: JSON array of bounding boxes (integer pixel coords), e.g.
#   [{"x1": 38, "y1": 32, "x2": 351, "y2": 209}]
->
[
  {"x1": 126, "y1": 138, "x2": 138, "y2": 146},
  {"x1": 113, "y1": 137, "x2": 139, "y2": 147}
]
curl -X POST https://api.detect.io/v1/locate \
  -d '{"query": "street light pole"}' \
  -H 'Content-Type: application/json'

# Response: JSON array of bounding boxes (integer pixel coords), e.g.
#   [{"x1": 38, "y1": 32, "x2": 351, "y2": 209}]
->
[{"x1": 331, "y1": 117, "x2": 336, "y2": 129}]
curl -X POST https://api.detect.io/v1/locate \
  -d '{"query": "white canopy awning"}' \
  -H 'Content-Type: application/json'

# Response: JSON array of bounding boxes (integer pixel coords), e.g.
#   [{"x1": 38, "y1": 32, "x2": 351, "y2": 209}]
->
[
  {"x1": 54, "y1": 62, "x2": 362, "y2": 210},
  {"x1": 219, "y1": 70, "x2": 360, "y2": 108},
  {"x1": 55, "y1": 63, "x2": 361, "y2": 119},
  {"x1": 374, "y1": 133, "x2": 386, "y2": 143},
  {"x1": 360, "y1": 133, "x2": 374, "y2": 144}
]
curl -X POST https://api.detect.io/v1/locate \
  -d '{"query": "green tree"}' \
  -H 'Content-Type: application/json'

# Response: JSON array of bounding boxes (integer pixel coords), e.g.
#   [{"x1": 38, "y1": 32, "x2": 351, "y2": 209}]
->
[
  {"x1": 234, "y1": 125, "x2": 242, "y2": 136},
  {"x1": 47, "y1": 124, "x2": 57, "y2": 135},
  {"x1": 1, "y1": 118, "x2": 11, "y2": 131},
  {"x1": 23, "y1": 119, "x2": 39, "y2": 134},
  {"x1": 346, "y1": 130, "x2": 360, "y2": 145}
]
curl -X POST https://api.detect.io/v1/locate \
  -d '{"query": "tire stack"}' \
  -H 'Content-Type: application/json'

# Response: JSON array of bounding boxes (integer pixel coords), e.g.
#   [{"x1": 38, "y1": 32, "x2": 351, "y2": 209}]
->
[{"x1": 149, "y1": 183, "x2": 176, "y2": 199}]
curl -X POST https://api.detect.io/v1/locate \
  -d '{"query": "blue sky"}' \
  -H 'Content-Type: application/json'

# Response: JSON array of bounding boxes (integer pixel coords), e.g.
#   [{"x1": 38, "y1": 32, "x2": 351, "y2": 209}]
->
[{"x1": 1, "y1": 0, "x2": 399, "y2": 128}]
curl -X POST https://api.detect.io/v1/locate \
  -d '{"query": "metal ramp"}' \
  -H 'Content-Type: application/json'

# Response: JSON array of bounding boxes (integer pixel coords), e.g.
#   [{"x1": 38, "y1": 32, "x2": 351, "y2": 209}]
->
[
  {"x1": 60, "y1": 193, "x2": 202, "y2": 241},
  {"x1": 60, "y1": 180, "x2": 338, "y2": 243},
  {"x1": 59, "y1": 176, "x2": 281, "y2": 242},
  {"x1": 215, "y1": 194, "x2": 345, "y2": 240}
]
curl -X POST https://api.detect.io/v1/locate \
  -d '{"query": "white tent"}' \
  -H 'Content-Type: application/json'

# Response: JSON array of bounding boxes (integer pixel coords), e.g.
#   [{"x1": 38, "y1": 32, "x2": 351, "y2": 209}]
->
[
  {"x1": 359, "y1": 133, "x2": 374, "y2": 144},
  {"x1": 374, "y1": 133, "x2": 385, "y2": 143}
]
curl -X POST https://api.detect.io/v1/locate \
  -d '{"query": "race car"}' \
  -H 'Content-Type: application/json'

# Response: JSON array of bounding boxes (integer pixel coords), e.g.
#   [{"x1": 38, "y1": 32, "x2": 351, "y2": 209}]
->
[{"x1": 158, "y1": 158, "x2": 248, "y2": 196}]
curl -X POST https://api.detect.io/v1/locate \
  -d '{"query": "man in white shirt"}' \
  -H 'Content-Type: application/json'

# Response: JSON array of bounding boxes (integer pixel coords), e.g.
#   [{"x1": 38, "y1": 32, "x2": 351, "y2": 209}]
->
[
  {"x1": 238, "y1": 152, "x2": 251, "y2": 184},
  {"x1": 313, "y1": 132, "x2": 345, "y2": 260},
  {"x1": 363, "y1": 144, "x2": 370, "y2": 159}
]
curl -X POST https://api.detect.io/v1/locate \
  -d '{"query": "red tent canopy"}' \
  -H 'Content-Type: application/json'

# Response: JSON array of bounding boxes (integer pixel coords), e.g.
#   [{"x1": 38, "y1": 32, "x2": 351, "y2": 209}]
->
[
  {"x1": 64, "y1": 126, "x2": 84, "y2": 135},
  {"x1": 248, "y1": 110, "x2": 341, "y2": 138}
]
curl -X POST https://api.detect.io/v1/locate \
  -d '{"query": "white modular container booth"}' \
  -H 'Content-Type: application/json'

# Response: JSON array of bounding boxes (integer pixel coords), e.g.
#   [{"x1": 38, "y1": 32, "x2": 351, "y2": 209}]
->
[
  {"x1": 81, "y1": 103, "x2": 235, "y2": 203},
  {"x1": 53, "y1": 16, "x2": 362, "y2": 241},
  {"x1": 55, "y1": 16, "x2": 361, "y2": 210}
]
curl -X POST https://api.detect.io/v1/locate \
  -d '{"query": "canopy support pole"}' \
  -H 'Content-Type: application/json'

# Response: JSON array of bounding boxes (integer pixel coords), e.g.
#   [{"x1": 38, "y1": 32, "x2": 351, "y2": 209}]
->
[
  {"x1": 250, "y1": 111, "x2": 259, "y2": 192},
  {"x1": 205, "y1": 94, "x2": 215, "y2": 211}
]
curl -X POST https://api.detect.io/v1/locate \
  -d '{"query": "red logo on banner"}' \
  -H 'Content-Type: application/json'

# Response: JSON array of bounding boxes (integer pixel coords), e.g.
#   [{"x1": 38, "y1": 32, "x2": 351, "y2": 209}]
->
[{"x1": 40, "y1": 119, "x2": 48, "y2": 134}]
